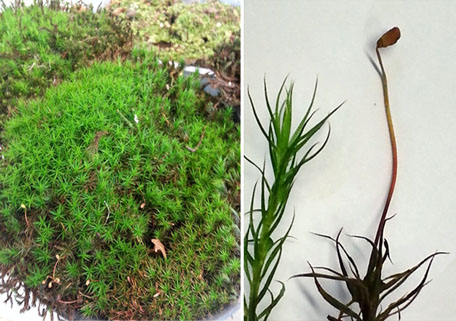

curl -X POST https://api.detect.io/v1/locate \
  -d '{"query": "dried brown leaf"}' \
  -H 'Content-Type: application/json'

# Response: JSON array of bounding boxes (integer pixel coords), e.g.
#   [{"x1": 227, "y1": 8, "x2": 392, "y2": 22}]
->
[
  {"x1": 112, "y1": 7, "x2": 126, "y2": 16},
  {"x1": 151, "y1": 239, "x2": 167, "y2": 259}
]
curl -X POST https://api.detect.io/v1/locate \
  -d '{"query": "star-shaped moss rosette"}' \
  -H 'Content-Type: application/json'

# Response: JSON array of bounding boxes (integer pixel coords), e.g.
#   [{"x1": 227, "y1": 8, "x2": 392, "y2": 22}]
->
[{"x1": 291, "y1": 27, "x2": 447, "y2": 321}]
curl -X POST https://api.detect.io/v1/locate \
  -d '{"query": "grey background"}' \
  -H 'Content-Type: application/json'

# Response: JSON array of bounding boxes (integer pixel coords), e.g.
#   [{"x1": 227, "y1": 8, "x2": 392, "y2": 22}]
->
[{"x1": 244, "y1": 0, "x2": 456, "y2": 320}]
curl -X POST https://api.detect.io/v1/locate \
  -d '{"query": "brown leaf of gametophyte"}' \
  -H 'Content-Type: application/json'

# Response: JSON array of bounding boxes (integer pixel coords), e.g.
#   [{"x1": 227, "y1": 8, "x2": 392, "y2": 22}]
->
[
  {"x1": 151, "y1": 239, "x2": 167, "y2": 259},
  {"x1": 86, "y1": 131, "x2": 109, "y2": 158}
]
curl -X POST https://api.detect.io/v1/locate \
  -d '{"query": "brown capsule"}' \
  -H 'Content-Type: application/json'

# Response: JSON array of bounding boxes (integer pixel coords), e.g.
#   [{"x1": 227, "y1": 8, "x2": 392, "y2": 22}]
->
[{"x1": 377, "y1": 27, "x2": 401, "y2": 49}]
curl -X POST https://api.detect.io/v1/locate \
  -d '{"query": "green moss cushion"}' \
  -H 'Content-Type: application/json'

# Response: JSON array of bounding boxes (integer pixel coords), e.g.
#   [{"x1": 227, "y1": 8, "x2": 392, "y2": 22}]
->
[{"x1": 0, "y1": 57, "x2": 239, "y2": 320}]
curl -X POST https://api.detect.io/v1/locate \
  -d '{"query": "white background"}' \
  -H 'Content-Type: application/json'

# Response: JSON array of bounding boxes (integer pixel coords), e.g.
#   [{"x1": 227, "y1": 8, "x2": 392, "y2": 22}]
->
[{"x1": 244, "y1": 1, "x2": 456, "y2": 320}]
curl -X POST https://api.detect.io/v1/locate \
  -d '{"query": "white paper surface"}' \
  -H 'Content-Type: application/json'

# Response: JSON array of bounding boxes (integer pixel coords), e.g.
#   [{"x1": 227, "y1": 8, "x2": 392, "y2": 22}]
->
[{"x1": 244, "y1": 1, "x2": 456, "y2": 320}]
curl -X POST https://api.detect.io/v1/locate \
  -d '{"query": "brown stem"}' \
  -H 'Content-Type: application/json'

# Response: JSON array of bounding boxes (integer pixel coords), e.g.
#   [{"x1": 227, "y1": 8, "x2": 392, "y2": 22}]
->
[
  {"x1": 52, "y1": 260, "x2": 59, "y2": 278},
  {"x1": 24, "y1": 208, "x2": 29, "y2": 228},
  {"x1": 56, "y1": 298, "x2": 78, "y2": 305},
  {"x1": 186, "y1": 127, "x2": 206, "y2": 152},
  {"x1": 374, "y1": 47, "x2": 398, "y2": 247}
]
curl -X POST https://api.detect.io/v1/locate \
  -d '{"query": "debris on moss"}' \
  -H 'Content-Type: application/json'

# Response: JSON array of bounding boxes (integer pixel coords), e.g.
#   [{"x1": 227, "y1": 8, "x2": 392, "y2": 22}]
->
[{"x1": 193, "y1": 32, "x2": 240, "y2": 116}]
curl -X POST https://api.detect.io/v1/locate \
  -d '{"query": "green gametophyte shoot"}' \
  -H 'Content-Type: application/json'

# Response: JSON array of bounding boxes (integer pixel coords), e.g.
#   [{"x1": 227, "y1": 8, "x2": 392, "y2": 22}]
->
[{"x1": 244, "y1": 78, "x2": 342, "y2": 321}]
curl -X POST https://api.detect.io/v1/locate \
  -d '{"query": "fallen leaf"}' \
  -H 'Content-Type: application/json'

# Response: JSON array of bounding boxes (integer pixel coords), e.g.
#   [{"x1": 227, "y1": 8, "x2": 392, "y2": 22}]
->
[
  {"x1": 140, "y1": 202, "x2": 146, "y2": 209},
  {"x1": 112, "y1": 7, "x2": 126, "y2": 16},
  {"x1": 151, "y1": 239, "x2": 167, "y2": 259}
]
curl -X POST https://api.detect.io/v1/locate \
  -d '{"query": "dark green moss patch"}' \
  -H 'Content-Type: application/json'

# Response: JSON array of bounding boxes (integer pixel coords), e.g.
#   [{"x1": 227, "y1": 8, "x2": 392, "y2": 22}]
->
[{"x1": 0, "y1": 55, "x2": 239, "y2": 320}]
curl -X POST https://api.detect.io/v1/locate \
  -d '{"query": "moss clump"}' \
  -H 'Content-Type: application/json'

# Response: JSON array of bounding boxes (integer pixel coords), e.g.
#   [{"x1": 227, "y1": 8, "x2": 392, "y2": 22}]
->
[
  {"x1": 194, "y1": 32, "x2": 240, "y2": 111},
  {"x1": 0, "y1": 54, "x2": 239, "y2": 320},
  {"x1": 0, "y1": 3, "x2": 132, "y2": 121},
  {"x1": 109, "y1": 0, "x2": 240, "y2": 60}
]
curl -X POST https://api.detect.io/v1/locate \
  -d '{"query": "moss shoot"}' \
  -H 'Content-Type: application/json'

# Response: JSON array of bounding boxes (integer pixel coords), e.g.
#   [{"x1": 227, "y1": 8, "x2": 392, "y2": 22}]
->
[{"x1": 0, "y1": 54, "x2": 240, "y2": 320}]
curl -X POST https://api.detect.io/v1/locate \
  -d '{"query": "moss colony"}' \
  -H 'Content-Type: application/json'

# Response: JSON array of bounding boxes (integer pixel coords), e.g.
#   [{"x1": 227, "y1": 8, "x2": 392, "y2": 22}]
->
[
  {"x1": 0, "y1": 56, "x2": 240, "y2": 320},
  {"x1": 0, "y1": 4, "x2": 132, "y2": 121},
  {"x1": 109, "y1": 0, "x2": 240, "y2": 60}
]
